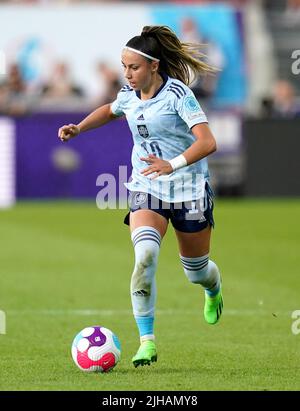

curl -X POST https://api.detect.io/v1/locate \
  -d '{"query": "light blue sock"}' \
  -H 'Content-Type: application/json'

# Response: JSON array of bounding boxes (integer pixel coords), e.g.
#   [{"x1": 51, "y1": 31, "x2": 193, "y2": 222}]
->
[
  {"x1": 135, "y1": 316, "x2": 154, "y2": 342},
  {"x1": 131, "y1": 226, "x2": 161, "y2": 341},
  {"x1": 180, "y1": 255, "x2": 221, "y2": 297}
]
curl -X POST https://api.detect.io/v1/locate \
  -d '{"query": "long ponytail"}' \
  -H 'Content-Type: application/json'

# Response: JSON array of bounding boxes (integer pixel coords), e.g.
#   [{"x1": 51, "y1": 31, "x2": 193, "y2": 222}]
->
[{"x1": 126, "y1": 25, "x2": 217, "y2": 85}]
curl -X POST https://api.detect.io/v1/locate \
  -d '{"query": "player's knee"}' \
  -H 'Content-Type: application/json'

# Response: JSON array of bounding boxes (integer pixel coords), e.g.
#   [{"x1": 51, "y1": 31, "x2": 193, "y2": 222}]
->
[{"x1": 180, "y1": 254, "x2": 210, "y2": 285}]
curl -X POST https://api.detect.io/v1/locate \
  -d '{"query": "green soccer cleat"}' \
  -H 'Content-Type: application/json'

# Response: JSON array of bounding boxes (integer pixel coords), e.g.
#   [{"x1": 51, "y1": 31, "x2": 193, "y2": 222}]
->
[
  {"x1": 132, "y1": 340, "x2": 157, "y2": 368},
  {"x1": 204, "y1": 289, "x2": 223, "y2": 325}
]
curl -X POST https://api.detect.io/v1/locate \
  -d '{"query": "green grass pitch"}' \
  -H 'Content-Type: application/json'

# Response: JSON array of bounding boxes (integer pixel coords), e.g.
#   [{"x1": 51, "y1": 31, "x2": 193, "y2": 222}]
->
[{"x1": 0, "y1": 199, "x2": 299, "y2": 391}]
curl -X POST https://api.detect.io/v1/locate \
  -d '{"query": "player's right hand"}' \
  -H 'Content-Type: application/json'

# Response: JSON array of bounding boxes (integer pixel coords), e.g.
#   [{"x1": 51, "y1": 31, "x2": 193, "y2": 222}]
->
[{"x1": 58, "y1": 124, "x2": 80, "y2": 142}]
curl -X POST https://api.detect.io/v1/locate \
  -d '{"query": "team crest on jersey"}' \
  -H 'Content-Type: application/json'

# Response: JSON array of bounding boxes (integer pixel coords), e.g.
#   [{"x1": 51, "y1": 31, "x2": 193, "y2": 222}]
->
[
  {"x1": 134, "y1": 192, "x2": 147, "y2": 206},
  {"x1": 137, "y1": 125, "x2": 149, "y2": 139}
]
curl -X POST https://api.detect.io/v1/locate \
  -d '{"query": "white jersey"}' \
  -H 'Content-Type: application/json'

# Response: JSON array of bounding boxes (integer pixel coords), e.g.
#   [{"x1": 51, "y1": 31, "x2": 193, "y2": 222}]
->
[{"x1": 111, "y1": 74, "x2": 209, "y2": 202}]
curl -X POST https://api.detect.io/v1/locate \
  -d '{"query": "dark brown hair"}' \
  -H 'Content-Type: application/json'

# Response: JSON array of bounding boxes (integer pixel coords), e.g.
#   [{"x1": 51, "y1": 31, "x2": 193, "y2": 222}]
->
[{"x1": 126, "y1": 25, "x2": 216, "y2": 85}]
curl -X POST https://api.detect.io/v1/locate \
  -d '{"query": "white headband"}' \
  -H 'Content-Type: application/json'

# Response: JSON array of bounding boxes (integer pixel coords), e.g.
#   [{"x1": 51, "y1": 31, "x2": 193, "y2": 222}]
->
[{"x1": 123, "y1": 46, "x2": 160, "y2": 62}]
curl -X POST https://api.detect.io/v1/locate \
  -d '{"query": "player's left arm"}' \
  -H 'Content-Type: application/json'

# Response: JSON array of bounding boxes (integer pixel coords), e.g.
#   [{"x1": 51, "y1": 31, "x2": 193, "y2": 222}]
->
[
  {"x1": 140, "y1": 123, "x2": 216, "y2": 178},
  {"x1": 183, "y1": 122, "x2": 217, "y2": 165}
]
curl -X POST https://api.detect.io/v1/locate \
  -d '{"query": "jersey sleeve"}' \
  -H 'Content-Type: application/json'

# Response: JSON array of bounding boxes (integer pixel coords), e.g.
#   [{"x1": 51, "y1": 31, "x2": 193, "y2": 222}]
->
[
  {"x1": 175, "y1": 88, "x2": 208, "y2": 128},
  {"x1": 110, "y1": 87, "x2": 129, "y2": 117}
]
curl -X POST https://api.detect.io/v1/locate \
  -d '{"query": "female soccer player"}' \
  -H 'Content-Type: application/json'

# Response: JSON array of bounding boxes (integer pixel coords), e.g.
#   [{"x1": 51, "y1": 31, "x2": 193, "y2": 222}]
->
[{"x1": 58, "y1": 26, "x2": 223, "y2": 368}]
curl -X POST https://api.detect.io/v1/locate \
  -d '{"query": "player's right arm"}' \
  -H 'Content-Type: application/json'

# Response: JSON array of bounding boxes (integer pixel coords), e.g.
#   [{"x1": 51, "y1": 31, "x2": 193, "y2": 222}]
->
[{"x1": 58, "y1": 103, "x2": 119, "y2": 142}]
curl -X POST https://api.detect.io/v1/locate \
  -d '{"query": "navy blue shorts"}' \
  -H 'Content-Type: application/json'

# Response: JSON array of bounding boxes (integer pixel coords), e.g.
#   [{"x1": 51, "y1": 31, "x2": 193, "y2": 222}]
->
[{"x1": 124, "y1": 182, "x2": 215, "y2": 233}]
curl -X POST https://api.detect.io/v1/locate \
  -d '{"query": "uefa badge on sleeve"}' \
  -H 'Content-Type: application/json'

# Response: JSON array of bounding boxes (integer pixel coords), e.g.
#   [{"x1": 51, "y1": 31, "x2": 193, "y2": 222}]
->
[{"x1": 184, "y1": 96, "x2": 202, "y2": 120}]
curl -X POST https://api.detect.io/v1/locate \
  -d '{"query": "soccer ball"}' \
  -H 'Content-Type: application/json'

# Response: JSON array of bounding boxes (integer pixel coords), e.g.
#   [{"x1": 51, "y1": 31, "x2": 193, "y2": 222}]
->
[{"x1": 71, "y1": 326, "x2": 121, "y2": 373}]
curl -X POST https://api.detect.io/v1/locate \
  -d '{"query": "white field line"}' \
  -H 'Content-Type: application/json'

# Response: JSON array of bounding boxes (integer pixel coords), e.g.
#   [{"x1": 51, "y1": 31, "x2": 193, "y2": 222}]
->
[{"x1": 6, "y1": 309, "x2": 291, "y2": 317}]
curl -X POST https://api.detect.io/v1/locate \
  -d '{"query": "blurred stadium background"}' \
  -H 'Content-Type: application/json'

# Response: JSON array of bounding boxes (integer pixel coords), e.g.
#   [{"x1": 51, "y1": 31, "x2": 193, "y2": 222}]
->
[
  {"x1": 1, "y1": 0, "x2": 300, "y2": 204},
  {"x1": 0, "y1": 0, "x2": 299, "y2": 391}
]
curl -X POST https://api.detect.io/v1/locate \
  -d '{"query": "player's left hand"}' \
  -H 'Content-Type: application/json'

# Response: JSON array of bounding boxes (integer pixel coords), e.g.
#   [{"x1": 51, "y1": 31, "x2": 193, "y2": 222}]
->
[{"x1": 140, "y1": 154, "x2": 173, "y2": 179}]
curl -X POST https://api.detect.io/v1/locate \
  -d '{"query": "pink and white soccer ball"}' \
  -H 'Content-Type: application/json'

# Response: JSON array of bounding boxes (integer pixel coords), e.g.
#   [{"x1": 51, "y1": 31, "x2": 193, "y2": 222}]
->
[{"x1": 71, "y1": 326, "x2": 121, "y2": 373}]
